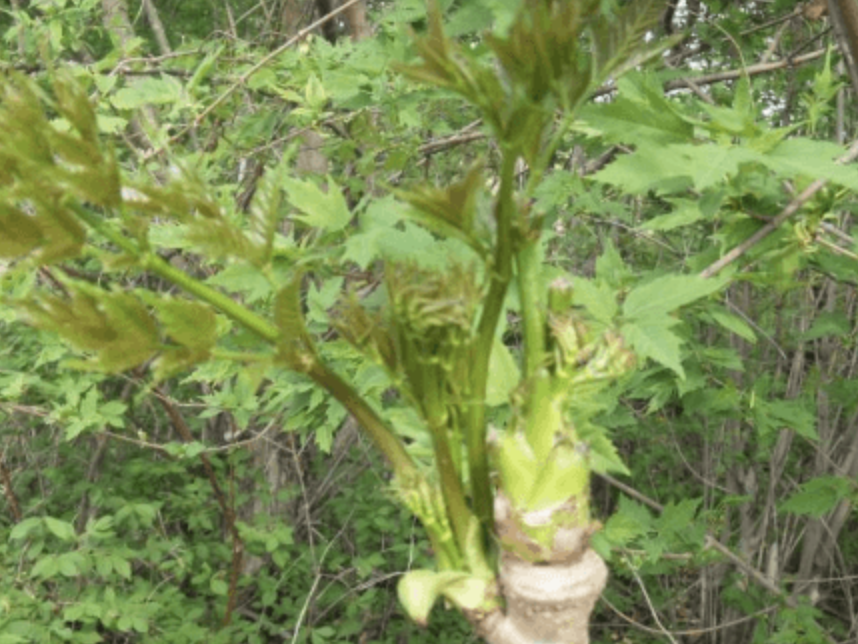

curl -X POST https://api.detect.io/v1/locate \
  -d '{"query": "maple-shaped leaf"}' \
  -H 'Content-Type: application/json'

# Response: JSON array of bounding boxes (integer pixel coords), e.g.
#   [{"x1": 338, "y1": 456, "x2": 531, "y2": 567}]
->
[{"x1": 282, "y1": 175, "x2": 351, "y2": 232}]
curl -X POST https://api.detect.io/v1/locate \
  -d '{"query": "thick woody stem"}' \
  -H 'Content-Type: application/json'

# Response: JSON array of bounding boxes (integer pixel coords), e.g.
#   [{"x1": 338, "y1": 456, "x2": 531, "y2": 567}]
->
[
  {"x1": 472, "y1": 552, "x2": 608, "y2": 644},
  {"x1": 466, "y1": 494, "x2": 608, "y2": 644}
]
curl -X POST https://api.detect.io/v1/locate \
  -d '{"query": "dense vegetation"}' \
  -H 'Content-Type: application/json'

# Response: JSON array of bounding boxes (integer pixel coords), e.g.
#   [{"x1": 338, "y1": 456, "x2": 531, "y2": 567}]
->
[{"x1": 1, "y1": 1, "x2": 858, "y2": 643}]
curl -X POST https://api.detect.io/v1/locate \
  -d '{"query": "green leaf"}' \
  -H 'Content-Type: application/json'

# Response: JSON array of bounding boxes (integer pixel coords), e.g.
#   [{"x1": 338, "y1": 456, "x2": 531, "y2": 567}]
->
[
  {"x1": 621, "y1": 317, "x2": 685, "y2": 378},
  {"x1": 699, "y1": 102, "x2": 758, "y2": 138},
  {"x1": 595, "y1": 143, "x2": 758, "y2": 194},
  {"x1": 595, "y1": 240, "x2": 631, "y2": 288},
  {"x1": 494, "y1": 431, "x2": 538, "y2": 506},
  {"x1": 624, "y1": 274, "x2": 728, "y2": 321},
  {"x1": 572, "y1": 278, "x2": 617, "y2": 325},
  {"x1": 125, "y1": 166, "x2": 221, "y2": 220},
  {"x1": 19, "y1": 286, "x2": 160, "y2": 373},
  {"x1": 57, "y1": 552, "x2": 84, "y2": 577},
  {"x1": 0, "y1": 203, "x2": 45, "y2": 258},
  {"x1": 343, "y1": 198, "x2": 467, "y2": 270},
  {"x1": 657, "y1": 498, "x2": 702, "y2": 538},
  {"x1": 679, "y1": 144, "x2": 762, "y2": 189},
  {"x1": 486, "y1": 337, "x2": 520, "y2": 405},
  {"x1": 761, "y1": 139, "x2": 858, "y2": 191},
  {"x1": 210, "y1": 577, "x2": 228, "y2": 596},
  {"x1": 112, "y1": 555, "x2": 131, "y2": 580},
  {"x1": 396, "y1": 164, "x2": 487, "y2": 255},
  {"x1": 247, "y1": 165, "x2": 284, "y2": 264},
  {"x1": 579, "y1": 426, "x2": 630, "y2": 476},
  {"x1": 44, "y1": 517, "x2": 76, "y2": 542},
  {"x1": 274, "y1": 277, "x2": 317, "y2": 369},
  {"x1": 801, "y1": 312, "x2": 852, "y2": 341},
  {"x1": 591, "y1": 147, "x2": 692, "y2": 194},
  {"x1": 90, "y1": 516, "x2": 114, "y2": 536},
  {"x1": 304, "y1": 74, "x2": 328, "y2": 111},
  {"x1": 525, "y1": 443, "x2": 589, "y2": 512},
  {"x1": 754, "y1": 398, "x2": 818, "y2": 442},
  {"x1": 206, "y1": 263, "x2": 273, "y2": 303},
  {"x1": 307, "y1": 277, "x2": 344, "y2": 325},
  {"x1": 701, "y1": 347, "x2": 744, "y2": 371},
  {"x1": 397, "y1": 570, "x2": 488, "y2": 626},
  {"x1": 708, "y1": 308, "x2": 757, "y2": 343},
  {"x1": 110, "y1": 76, "x2": 182, "y2": 109},
  {"x1": 187, "y1": 45, "x2": 223, "y2": 93},
  {"x1": 183, "y1": 217, "x2": 255, "y2": 261},
  {"x1": 96, "y1": 556, "x2": 113, "y2": 577},
  {"x1": 445, "y1": 2, "x2": 494, "y2": 37},
  {"x1": 590, "y1": 0, "x2": 670, "y2": 84},
  {"x1": 9, "y1": 517, "x2": 42, "y2": 541},
  {"x1": 1, "y1": 197, "x2": 86, "y2": 264},
  {"x1": 0, "y1": 635, "x2": 28, "y2": 643},
  {"x1": 153, "y1": 297, "x2": 218, "y2": 351},
  {"x1": 639, "y1": 201, "x2": 705, "y2": 232},
  {"x1": 31, "y1": 555, "x2": 60, "y2": 579},
  {"x1": 283, "y1": 175, "x2": 351, "y2": 232},
  {"x1": 164, "y1": 441, "x2": 208, "y2": 459},
  {"x1": 732, "y1": 74, "x2": 754, "y2": 121},
  {"x1": 580, "y1": 93, "x2": 692, "y2": 146},
  {"x1": 779, "y1": 476, "x2": 852, "y2": 518},
  {"x1": 603, "y1": 496, "x2": 653, "y2": 545},
  {"x1": 128, "y1": 615, "x2": 149, "y2": 634}
]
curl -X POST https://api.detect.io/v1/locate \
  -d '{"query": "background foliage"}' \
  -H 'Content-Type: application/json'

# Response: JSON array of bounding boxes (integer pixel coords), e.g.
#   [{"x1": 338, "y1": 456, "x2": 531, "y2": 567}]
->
[{"x1": 1, "y1": 0, "x2": 858, "y2": 643}]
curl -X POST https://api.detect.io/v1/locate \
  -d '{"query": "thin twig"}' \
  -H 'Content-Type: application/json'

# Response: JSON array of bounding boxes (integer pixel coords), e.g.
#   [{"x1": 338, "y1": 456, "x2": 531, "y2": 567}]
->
[
  {"x1": 699, "y1": 138, "x2": 858, "y2": 279},
  {"x1": 624, "y1": 555, "x2": 680, "y2": 644},
  {"x1": 597, "y1": 473, "x2": 795, "y2": 609},
  {"x1": 600, "y1": 474, "x2": 836, "y2": 644},
  {"x1": 290, "y1": 512, "x2": 355, "y2": 644},
  {"x1": 591, "y1": 49, "x2": 827, "y2": 99},
  {"x1": 601, "y1": 595, "x2": 780, "y2": 638},
  {"x1": 740, "y1": 7, "x2": 802, "y2": 36},
  {"x1": 152, "y1": 0, "x2": 364, "y2": 159},
  {"x1": 154, "y1": 389, "x2": 244, "y2": 627},
  {"x1": 816, "y1": 234, "x2": 858, "y2": 260}
]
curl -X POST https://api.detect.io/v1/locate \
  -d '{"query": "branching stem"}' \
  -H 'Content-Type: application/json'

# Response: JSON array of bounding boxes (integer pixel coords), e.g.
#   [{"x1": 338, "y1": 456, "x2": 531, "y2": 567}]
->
[{"x1": 70, "y1": 202, "x2": 418, "y2": 479}]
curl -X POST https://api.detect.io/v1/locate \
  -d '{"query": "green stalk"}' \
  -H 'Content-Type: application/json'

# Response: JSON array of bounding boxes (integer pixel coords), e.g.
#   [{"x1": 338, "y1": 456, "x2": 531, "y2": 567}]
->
[
  {"x1": 142, "y1": 252, "x2": 282, "y2": 343},
  {"x1": 516, "y1": 239, "x2": 545, "y2": 380},
  {"x1": 516, "y1": 239, "x2": 555, "y2": 460},
  {"x1": 467, "y1": 151, "x2": 518, "y2": 527},
  {"x1": 425, "y1": 525, "x2": 460, "y2": 572},
  {"x1": 524, "y1": 111, "x2": 577, "y2": 198},
  {"x1": 423, "y1": 366, "x2": 472, "y2": 554},
  {"x1": 430, "y1": 421, "x2": 472, "y2": 555},
  {"x1": 210, "y1": 350, "x2": 274, "y2": 363},
  {"x1": 306, "y1": 362, "x2": 417, "y2": 479},
  {"x1": 71, "y1": 202, "x2": 418, "y2": 480},
  {"x1": 70, "y1": 202, "x2": 280, "y2": 343}
]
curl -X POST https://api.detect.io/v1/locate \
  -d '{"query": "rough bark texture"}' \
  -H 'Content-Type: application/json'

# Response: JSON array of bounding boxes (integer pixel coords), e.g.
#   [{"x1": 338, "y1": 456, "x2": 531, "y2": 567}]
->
[
  {"x1": 343, "y1": 1, "x2": 371, "y2": 41},
  {"x1": 483, "y1": 551, "x2": 608, "y2": 644},
  {"x1": 828, "y1": 0, "x2": 858, "y2": 94},
  {"x1": 101, "y1": 0, "x2": 134, "y2": 49},
  {"x1": 100, "y1": 0, "x2": 159, "y2": 149},
  {"x1": 142, "y1": 0, "x2": 171, "y2": 55},
  {"x1": 279, "y1": 0, "x2": 310, "y2": 36},
  {"x1": 467, "y1": 493, "x2": 608, "y2": 644}
]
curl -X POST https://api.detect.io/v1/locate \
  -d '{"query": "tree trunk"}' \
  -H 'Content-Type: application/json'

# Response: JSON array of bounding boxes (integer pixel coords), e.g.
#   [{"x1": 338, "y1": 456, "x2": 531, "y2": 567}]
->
[
  {"x1": 142, "y1": 0, "x2": 171, "y2": 55},
  {"x1": 101, "y1": 0, "x2": 134, "y2": 49},
  {"x1": 101, "y1": 0, "x2": 160, "y2": 148},
  {"x1": 343, "y1": 1, "x2": 371, "y2": 41}
]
